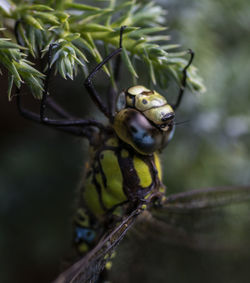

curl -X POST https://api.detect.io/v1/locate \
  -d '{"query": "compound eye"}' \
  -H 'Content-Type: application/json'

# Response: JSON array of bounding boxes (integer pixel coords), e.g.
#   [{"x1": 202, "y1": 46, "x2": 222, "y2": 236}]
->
[
  {"x1": 130, "y1": 125, "x2": 138, "y2": 133},
  {"x1": 114, "y1": 108, "x2": 163, "y2": 155}
]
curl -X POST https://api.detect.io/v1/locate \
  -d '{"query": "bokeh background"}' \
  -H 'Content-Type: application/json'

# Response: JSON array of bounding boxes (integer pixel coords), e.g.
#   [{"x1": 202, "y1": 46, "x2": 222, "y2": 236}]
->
[{"x1": 1, "y1": 0, "x2": 250, "y2": 282}]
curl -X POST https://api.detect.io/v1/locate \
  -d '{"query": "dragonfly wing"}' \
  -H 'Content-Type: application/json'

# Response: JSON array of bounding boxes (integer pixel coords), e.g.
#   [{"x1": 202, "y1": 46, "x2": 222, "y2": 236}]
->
[
  {"x1": 148, "y1": 185, "x2": 250, "y2": 250},
  {"x1": 163, "y1": 185, "x2": 250, "y2": 211},
  {"x1": 109, "y1": 186, "x2": 250, "y2": 283},
  {"x1": 52, "y1": 208, "x2": 140, "y2": 283}
]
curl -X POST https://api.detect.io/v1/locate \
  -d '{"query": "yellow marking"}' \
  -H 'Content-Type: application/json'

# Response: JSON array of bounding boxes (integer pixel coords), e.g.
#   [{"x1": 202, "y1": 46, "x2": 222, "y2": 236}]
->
[
  {"x1": 102, "y1": 193, "x2": 121, "y2": 209},
  {"x1": 121, "y1": 149, "x2": 129, "y2": 158},
  {"x1": 110, "y1": 252, "x2": 116, "y2": 259},
  {"x1": 105, "y1": 261, "x2": 112, "y2": 270},
  {"x1": 154, "y1": 153, "x2": 162, "y2": 180},
  {"x1": 159, "y1": 186, "x2": 165, "y2": 193},
  {"x1": 133, "y1": 155, "x2": 152, "y2": 188},
  {"x1": 78, "y1": 243, "x2": 88, "y2": 253},
  {"x1": 127, "y1": 85, "x2": 150, "y2": 96},
  {"x1": 136, "y1": 93, "x2": 167, "y2": 111},
  {"x1": 141, "y1": 204, "x2": 147, "y2": 210},
  {"x1": 104, "y1": 253, "x2": 110, "y2": 260},
  {"x1": 154, "y1": 153, "x2": 166, "y2": 194},
  {"x1": 145, "y1": 193, "x2": 150, "y2": 199},
  {"x1": 83, "y1": 180, "x2": 104, "y2": 216},
  {"x1": 100, "y1": 150, "x2": 127, "y2": 204},
  {"x1": 84, "y1": 148, "x2": 127, "y2": 216}
]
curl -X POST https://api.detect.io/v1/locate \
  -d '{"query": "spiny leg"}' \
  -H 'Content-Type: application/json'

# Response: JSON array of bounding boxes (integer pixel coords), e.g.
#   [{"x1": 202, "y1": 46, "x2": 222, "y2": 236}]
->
[
  {"x1": 84, "y1": 26, "x2": 126, "y2": 121},
  {"x1": 46, "y1": 96, "x2": 73, "y2": 119},
  {"x1": 16, "y1": 83, "x2": 104, "y2": 131},
  {"x1": 107, "y1": 30, "x2": 125, "y2": 119},
  {"x1": 17, "y1": 95, "x2": 96, "y2": 137},
  {"x1": 172, "y1": 49, "x2": 195, "y2": 111},
  {"x1": 16, "y1": 58, "x2": 104, "y2": 136}
]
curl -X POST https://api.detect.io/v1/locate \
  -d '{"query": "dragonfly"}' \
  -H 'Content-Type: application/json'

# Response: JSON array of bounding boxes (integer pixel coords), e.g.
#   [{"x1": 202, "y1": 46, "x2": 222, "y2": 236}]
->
[{"x1": 15, "y1": 25, "x2": 250, "y2": 283}]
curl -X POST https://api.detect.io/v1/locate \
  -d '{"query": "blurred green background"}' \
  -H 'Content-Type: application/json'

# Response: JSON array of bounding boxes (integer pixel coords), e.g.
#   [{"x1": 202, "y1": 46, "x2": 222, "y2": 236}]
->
[{"x1": 1, "y1": 0, "x2": 250, "y2": 282}]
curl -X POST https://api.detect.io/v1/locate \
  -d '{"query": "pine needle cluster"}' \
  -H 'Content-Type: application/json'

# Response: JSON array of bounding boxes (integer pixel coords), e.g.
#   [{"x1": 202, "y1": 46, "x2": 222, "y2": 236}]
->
[{"x1": 0, "y1": 0, "x2": 205, "y2": 100}]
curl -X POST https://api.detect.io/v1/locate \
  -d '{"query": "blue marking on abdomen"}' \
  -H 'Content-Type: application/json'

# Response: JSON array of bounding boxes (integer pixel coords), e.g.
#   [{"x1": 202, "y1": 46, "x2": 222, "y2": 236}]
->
[{"x1": 75, "y1": 227, "x2": 96, "y2": 243}]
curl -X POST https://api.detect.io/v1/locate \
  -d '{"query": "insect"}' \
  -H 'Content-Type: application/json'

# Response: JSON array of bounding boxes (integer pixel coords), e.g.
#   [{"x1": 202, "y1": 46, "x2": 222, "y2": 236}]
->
[{"x1": 15, "y1": 25, "x2": 250, "y2": 283}]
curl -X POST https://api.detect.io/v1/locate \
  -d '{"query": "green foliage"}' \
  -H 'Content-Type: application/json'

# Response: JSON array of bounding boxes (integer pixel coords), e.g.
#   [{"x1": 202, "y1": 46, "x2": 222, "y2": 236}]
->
[
  {"x1": 0, "y1": 0, "x2": 205, "y2": 100},
  {"x1": 0, "y1": 34, "x2": 44, "y2": 100}
]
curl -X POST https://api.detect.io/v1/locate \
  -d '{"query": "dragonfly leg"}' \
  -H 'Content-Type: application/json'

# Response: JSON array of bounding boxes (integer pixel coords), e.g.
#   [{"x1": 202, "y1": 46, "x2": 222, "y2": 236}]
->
[
  {"x1": 172, "y1": 49, "x2": 195, "y2": 110},
  {"x1": 16, "y1": 61, "x2": 104, "y2": 137},
  {"x1": 84, "y1": 26, "x2": 126, "y2": 121},
  {"x1": 17, "y1": 94, "x2": 98, "y2": 137}
]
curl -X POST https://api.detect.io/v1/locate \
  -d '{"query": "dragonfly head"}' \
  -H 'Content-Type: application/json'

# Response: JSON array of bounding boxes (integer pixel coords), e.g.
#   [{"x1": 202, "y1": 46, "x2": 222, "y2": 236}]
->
[{"x1": 114, "y1": 85, "x2": 175, "y2": 155}]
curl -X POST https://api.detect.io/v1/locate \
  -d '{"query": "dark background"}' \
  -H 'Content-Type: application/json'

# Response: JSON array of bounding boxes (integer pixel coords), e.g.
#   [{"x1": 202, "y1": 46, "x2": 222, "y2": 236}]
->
[{"x1": 1, "y1": 0, "x2": 250, "y2": 282}]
